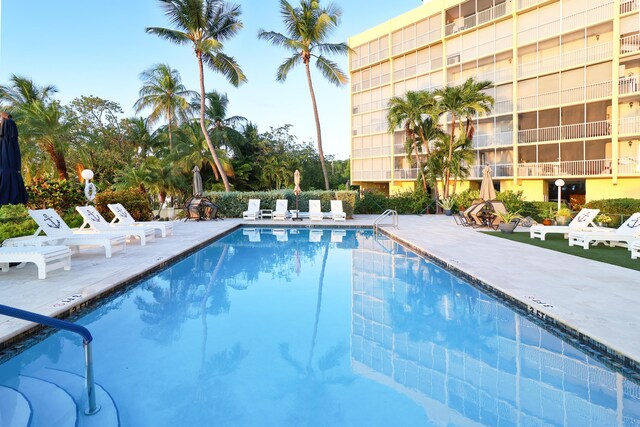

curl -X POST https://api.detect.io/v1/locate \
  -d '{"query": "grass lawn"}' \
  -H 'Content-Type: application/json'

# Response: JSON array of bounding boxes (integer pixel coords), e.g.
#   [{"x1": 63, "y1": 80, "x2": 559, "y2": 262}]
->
[{"x1": 483, "y1": 231, "x2": 640, "y2": 272}]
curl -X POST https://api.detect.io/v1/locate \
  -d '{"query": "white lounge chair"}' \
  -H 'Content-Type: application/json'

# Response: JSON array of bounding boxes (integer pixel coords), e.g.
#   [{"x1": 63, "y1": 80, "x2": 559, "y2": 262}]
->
[
  {"x1": 0, "y1": 246, "x2": 71, "y2": 279},
  {"x1": 107, "y1": 203, "x2": 173, "y2": 237},
  {"x1": 309, "y1": 200, "x2": 324, "y2": 221},
  {"x1": 76, "y1": 206, "x2": 155, "y2": 246},
  {"x1": 568, "y1": 213, "x2": 640, "y2": 249},
  {"x1": 243, "y1": 199, "x2": 260, "y2": 220},
  {"x1": 631, "y1": 240, "x2": 640, "y2": 259},
  {"x1": 273, "y1": 199, "x2": 288, "y2": 221},
  {"x1": 3, "y1": 209, "x2": 126, "y2": 258},
  {"x1": 530, "y1": 208, "x2": 600, "y2": 241},
  {"x1": 330, "y1": 200, "x2": 347, "y2": 221}
]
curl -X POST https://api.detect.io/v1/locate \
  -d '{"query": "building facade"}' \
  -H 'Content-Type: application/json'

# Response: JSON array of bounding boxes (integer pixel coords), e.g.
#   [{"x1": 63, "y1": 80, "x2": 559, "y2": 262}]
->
[{"x1": 348, "y1": 0, "x2": 640, "y2": 203}]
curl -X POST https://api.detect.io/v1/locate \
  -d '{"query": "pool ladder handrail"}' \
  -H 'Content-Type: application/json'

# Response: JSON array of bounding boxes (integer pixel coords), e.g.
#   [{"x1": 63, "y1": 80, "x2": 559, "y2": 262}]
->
[
  {"x1": 373, "y1": 209, "x2": 398, "y2": 232},
  {"x1": 0, "y1": 304, "x2": 101, "y2": 415}
]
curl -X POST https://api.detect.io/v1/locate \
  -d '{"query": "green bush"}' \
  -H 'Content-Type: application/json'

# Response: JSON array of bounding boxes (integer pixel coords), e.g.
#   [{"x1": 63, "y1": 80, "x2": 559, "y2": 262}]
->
[
  {"x1": 520, "y1": 201, "x2": 559, "y2": 222},
  {"x1": 455, "y1": 189, "x2": 480, "y2": 210},
  {"x1": 585, "y1": 198, "x2": 640, "y2": 227},
  {"x1": 26, "y1": 178, "x2": 85, "y2": 211},
  {"x1": 0, "y1": 204, "x2": 83, "y2": 243},
  {"x1": 496, "y1": 190, "x2": 525, "y2": 213},
  {"x1": 354, "y1": 189, "x2": 431, "y2": 214},
  {"x1": 203, "y1": 190, "x2": 357, "y2": 218},
  {"x1": 94, "y1": 189, "x2": 153, "y2": 221}
]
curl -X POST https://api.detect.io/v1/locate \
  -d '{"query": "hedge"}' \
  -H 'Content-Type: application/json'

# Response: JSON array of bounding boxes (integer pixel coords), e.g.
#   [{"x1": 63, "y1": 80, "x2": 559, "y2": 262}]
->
[
  {"x1": 94, "y1": 189, "x2": 153, "y2": 222},
  {"x1": 202, "y1": 190, "x2": 357, "y2": 218},
  {"x1": 584, "y1": 198, "x2": 640, "y2": 226},
  {"x1": 354, "y1": 189, "x2": 431, "y2": 214},
  {"x1": 0, "y1": 204, "x2": 83, "y2": 244}
]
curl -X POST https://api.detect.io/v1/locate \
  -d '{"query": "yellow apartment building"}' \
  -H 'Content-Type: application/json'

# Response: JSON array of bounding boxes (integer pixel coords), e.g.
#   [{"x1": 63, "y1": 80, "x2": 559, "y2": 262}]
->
[{"x1": 348, "y1": 0, "x2": 640, "y2": 203}]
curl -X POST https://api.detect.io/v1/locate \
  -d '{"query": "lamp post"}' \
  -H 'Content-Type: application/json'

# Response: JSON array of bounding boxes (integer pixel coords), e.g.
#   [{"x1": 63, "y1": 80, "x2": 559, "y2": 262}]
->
[
  {"x1": 81, "y1": 169, "x2": 97, "y2": 204},
  {"x1": 554, "y1": 179, "x2": 565, "y2": 212}
]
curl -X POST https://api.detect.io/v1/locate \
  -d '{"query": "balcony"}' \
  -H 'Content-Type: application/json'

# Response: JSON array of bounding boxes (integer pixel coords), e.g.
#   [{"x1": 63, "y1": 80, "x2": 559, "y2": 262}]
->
[
  {"x1": 517, "y1": 80, "x2": 612, "y2": 111},
  {"x1": 517, "y1": 159, "x2": 611, "y2": 176},
  {"x1": 619, "y1": 75, "x2": 640, "y2": 95},
  {"x1": 445, "y1": 2, "x2": 510, "y2": 37},
  {"x1": 517, "y1": 0, "x2": 545, "y2": 10},
  {"x1": 468, "y1": 164, "x2": 513, "y2": 178},
  {"x1": 620, "y1": 0, "x2": 639, "y2": 14},
  {"x1": 474, "y1": 131, "x2": 513, "y2": 148},
  {"x1": 352, "y1": 98, "x2": 391, "y2": 115},
  {"x1": 619, "y1": 116, "x2": 640, "y2": 135},
  {"x1": 518, "y1": 120, "x2": 611, "y2": 144},
  {"x1": 518, "y1": 42, "x2": 612, "y2": 78},
  {"x1": 621, "y1": 34, "x2": 640, "y2": 55},
  {"x1": 352, "y1": 170, "x2": 392, "y2": 181},
  {"x1": 394, "y1": 169, "x2": 419, "y2": 180},
  {"x1": 352, "y1": 146, "x2": 392, "y2": 159}
]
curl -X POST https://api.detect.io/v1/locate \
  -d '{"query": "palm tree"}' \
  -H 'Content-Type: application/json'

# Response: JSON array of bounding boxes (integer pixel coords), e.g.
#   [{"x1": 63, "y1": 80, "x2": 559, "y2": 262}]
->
[
  {"x1": 0, "y1": 74, "x2": 57, "y2": 108},
  {"x1": 258, "y1": 0, "x2": 349, "y2": 190},
  {"x1": 199, "y1": 90, "x2": 247, "y2": 156},
  {"x1": 387, "y1": 91, "x2": 435, "y2": 192},
  {"x1": 134, "y1": 63, "x2": 196, "y2": 151},
  {"x1": 435, "y1": 78, "x2": 493, "y2": 198},
  {"x1": 146, "y1": 0, "x2": 247, "y2": 192}
]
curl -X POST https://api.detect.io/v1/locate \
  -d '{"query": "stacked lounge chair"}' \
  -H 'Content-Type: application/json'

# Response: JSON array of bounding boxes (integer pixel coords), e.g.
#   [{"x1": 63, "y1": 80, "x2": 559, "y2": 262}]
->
[
  {"x1": 76, "y1": 206, "x2": 155, "y2": 246},
  {"x1": 108, "y1": 203, "x2": 173, "y2": 237}
]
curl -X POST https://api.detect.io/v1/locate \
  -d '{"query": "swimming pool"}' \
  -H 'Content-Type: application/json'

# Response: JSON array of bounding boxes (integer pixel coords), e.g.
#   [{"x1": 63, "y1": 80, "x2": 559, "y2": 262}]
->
[{"x1": 0, "y1": 228, "x2": 639, "y2": 426}]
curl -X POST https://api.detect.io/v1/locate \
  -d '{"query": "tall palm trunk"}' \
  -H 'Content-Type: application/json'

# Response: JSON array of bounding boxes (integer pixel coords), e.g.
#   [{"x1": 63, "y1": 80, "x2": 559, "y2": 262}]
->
[
  {"x1": 308, "y1": 242, "x2": 329, "y2": 368},
  {"x1": 43, "y1": 143, "x2": 68, "y2": 179},
  {"x1": 197, "y1": 52, "x2": 231, "y2": 192},
  {"x1": 168, "y1": 110, "x2": 173, "y2": 151},
  {"x1": 304, "y1": 58, "x2": 330, "y2": 191},
  {"x1": 445, "y1": 114, "x2": 457, "y2": 198}
]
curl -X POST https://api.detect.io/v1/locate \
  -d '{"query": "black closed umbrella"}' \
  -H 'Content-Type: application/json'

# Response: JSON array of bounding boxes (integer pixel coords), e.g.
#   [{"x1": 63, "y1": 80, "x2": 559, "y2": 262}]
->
[{"x1": 0, "y1": 116, "x2": 29, "y2": 205}]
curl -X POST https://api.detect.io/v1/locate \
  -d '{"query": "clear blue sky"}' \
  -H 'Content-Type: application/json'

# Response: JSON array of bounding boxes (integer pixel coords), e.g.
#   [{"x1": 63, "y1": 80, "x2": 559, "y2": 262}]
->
[{"x1": 0, "y1": 0, "x2": 420, "y2": 159}]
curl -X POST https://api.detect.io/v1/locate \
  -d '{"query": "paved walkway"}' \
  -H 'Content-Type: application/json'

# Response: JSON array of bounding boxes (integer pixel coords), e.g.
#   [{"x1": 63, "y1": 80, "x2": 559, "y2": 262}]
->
[{"x1": 1, "y1": 215, "x2": 639, "y2": 369}]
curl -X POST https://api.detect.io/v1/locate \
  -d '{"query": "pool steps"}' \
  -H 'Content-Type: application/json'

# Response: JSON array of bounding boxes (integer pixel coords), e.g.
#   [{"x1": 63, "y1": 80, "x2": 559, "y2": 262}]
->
[{"x1": 0, "y1": 369, "x2": 119, "y2": 426}]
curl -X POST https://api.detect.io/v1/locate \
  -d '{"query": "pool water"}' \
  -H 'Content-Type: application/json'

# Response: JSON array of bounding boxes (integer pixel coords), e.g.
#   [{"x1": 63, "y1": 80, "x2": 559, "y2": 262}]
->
[{"x1": 0, "y1": 228, "x2": 639, "y2": 426}]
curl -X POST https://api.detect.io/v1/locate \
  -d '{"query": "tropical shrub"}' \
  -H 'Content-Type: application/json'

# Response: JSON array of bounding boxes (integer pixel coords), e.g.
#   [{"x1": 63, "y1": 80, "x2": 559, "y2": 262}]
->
[
  {"x1": 26, "y1": 178, "x2": 85, "y2": 211},
  {"x1": 203, "y1": 190, "x2": 357, "y2": 218},
  {"x1": 354, "y1": 189, "x2": 431, "y2": 214},
  {"x1": 455, "y1": 189, "x2": 480, "y2": 210},
  {"x1": 94, "y1": 189, "x2": 154, "y2": 221},
  {"x1": 584, "y1": 198, "x2": 640, "y2": 227},
  {"x1": 520, "y1": 201, "x2": 558, "y2": 222},
  {"x1": 496, "y1": 190, "x2": 525, "y2": 213}
]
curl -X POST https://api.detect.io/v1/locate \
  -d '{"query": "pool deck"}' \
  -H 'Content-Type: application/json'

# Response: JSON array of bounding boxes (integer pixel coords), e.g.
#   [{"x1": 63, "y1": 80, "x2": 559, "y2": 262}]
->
[{"x1": 1, "y1": 215, "x2": 639, "y2": 370}]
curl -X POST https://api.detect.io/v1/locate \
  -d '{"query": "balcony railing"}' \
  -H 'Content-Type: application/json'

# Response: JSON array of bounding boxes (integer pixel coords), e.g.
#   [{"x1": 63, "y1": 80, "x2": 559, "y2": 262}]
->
[
  {"x1": 518, "y1": 42, "x2": 612, "y2": 78},
  {"x1": 618, "y1": 157, "x2": 640, "y2": 174},
  {"x1": 352, "y1": 122, "x2": 387, "y2": 136},
  {"x1": 352, "y1": 98, "x2": 391, "y2": 115},
  {"x1": 468, "y1": 164, "x2": 513, "y2": 178},
  {"x1": 619, "y1": 75, "x2": 640, "y2": 95},
  {"x1": 621, "y1": 34, "x2": 640, "y2": 55},
  {"x1": 517, "y1": 0, "x2": 544, "y2": 10},
  {"x1": 518, "y1": 120, "x2": 611, "y2": 143},
  {"x1": 394, "y1": 169, "x2": 419, "y2": 180},
  {"x1": 517, "y1": 159, "x2": 611, "y2": 177},
  {"x1": 620, "y1": 0, "x2": 639, "y2": 14},
  {"x1": 352, "y1": 170, "x2": 392, "y2": 181},
  {"x1": 445, "y1": 2, "x2": 510, "y2": 36},
  {"x1": 474, "y1": 131, "x2": 513, "y2": 148},
  {"x1": 351, "y1": 72, "x2": 391, "y2": 93},
  {"x1": 619, "y1": 116, "x2": 640, "y2": 135},
  {"x1": 518, "y1": 80, "x2": 612, "y2": 111},
  {"x1": 352, "y1": 146, "x2": 392, "y2": 159}
]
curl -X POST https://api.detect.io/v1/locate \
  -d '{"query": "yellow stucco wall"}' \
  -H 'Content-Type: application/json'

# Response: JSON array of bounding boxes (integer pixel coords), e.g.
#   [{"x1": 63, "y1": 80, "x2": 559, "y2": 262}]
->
[
  {"x1": 390, "y1": 181, "x2": 416, "y2": 195},
  {"x1": 499, "y1": 179, "x2": 548, "y2": 202},
  {"x1": 586, "y1": 178, "x2": 640, "y2": 201}
]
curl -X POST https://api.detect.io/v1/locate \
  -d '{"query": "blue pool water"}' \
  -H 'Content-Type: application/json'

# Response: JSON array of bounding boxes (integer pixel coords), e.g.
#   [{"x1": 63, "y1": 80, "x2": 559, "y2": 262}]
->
[{"x1": 1, "y1": 228, "x2": 639, "y2": 426}]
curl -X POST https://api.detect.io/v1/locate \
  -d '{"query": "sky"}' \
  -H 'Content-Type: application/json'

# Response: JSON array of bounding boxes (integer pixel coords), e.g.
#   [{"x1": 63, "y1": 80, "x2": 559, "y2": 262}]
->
[{"x1": 0, "y1": 0, "x2": 422, "y2": 160}]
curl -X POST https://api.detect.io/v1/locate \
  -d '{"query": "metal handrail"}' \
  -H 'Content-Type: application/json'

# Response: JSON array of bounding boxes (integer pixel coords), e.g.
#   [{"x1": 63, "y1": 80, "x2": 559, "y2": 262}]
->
[
  {"x1": 373, "y1": 209, "x2": 398, "y2": 232},
  {"x1": 0, "y1": 304, "x2": 100, "y2": 415}
]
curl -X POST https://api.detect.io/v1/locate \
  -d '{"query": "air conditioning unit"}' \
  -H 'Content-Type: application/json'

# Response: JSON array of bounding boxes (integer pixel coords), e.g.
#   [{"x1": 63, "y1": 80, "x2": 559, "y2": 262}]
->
[
  {"x1": 352, "y1": 107, "x2": 359, "y2": 114},
  {"x1": 447, "y1": 54, "x2": 460, "y2": 65}
]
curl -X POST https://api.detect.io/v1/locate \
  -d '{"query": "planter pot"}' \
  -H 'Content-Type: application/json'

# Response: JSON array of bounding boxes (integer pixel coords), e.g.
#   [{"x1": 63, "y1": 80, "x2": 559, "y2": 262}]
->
[
  {"x1": 498, "y1": 223, "x2": 517, "y2": 234},
  {"x1": 555, "y1": 216, "x2": 571, "y2": 226},
  {"x1": 595, "y1": 222, "x2": 609, "y2": 228},
  {"x1": 541, "y1": 219, "x2": 553, "y2": 226},
  {"x1": 444, "y1": 209, "x2": 453, "y2": 216}
]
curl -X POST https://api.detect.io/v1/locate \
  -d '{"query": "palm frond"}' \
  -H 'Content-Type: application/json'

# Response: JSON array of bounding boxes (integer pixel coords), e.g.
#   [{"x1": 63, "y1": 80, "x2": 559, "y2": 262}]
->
[
  {"x1": 276, "y1": 54, "x2": 301, "y2": 82},
  {"x1": 202, "y1": 52, "x2": 247, "y2": 86},
  {"x1": 314, "y1": 55, "x2": 347, "y2": 86},
  {"x1": 145, "y1": 27, "x2": 191, "y2": 45}
]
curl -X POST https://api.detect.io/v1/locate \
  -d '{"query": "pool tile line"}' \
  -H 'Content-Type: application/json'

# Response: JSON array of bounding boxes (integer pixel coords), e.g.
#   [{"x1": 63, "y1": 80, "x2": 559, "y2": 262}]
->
[
  {"x1": 378, "y1": 227, "x2": 640, "y2": 379},
  {"x1": 0, "y1": 224, "x2": 242, "y2": 359}
]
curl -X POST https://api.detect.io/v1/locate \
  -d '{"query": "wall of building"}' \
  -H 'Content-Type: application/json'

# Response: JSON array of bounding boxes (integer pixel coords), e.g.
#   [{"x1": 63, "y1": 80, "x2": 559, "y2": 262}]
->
[{"x1": 586, "y1": 177, "x2": 640, "y2": 201}]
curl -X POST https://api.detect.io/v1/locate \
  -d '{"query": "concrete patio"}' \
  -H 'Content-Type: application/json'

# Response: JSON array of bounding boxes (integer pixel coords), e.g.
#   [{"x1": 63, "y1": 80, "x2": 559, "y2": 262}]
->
[{"x1": 0, "y1": 214, "x2": 638, "y2": 370}]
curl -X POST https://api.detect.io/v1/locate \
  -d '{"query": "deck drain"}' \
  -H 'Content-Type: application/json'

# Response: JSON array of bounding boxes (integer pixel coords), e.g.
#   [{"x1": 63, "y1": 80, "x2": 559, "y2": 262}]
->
[{"x1": 51, "y1": 294, "x2": 83, "y2": 308}]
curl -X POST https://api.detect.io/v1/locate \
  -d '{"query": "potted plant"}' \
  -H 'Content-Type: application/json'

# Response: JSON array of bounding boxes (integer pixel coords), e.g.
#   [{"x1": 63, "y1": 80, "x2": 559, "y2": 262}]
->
[
  {"x1": 541, "y1": 207, "x2": 554, "y2": 226},
  {"x1": 495, "y1": 210, "x2": 522, "y2": 233},
  {"x1": 555, "y1": 207, "x2": 573, "y2": 226},
  {"x1": 437, "y1": 196, "x2": 456, "y2": 216},
  {"x1": 594, "y1": 213, "x2": 612, "y2": 227}
]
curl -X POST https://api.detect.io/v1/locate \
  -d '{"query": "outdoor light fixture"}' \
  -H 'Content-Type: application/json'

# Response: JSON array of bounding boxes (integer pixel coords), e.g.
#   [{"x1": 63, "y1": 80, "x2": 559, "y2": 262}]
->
[
  {"x1": 555, "y1": 178, "x2": 565, "y2": 212},
  {"x1": 629, "y1": 140, "x2": 634, "y2": 148},
  {"x1": 630, "y1": 102, "x2": 634, "y2": 108},
  {"x1": 81, "y1": 169, "x2": 97, "y2": 203}
]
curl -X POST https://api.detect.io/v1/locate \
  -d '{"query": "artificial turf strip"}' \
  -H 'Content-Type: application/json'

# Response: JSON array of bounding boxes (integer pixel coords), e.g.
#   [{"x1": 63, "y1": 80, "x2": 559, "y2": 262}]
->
[{"x1": 481, "y1": 231, "x2": 640, "y2": 272}]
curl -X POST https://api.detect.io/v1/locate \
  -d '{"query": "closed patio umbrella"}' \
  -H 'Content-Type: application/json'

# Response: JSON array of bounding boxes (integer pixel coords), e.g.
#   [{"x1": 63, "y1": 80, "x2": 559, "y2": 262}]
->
[
  {"x1": 479, "y1": 165, "x2": 496, "y2": 201},
  {"x1": 192, "y1": 165, "x2": 203, "y2": 196},
  {"x1": 0, "y1": 116, "x2": 28, "y2": 205}
]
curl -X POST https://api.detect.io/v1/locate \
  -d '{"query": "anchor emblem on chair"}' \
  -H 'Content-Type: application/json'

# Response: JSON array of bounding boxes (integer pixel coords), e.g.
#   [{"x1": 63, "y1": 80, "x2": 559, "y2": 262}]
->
[
  {"x1": 627, "y1": 217, "x2": 640, "y2": 228},
  {"x1": 576, "y1": 213, "x2": 589, "y2": 222},
  {"x1": 117, "y1": 207, "x2": 128, "y2": 218},
  {"x1": 43, "y1": 213, "x2": 61, "y2": 229},
  {"x1": 88, "y1": 211, "x2": 101, "y2": 222}
]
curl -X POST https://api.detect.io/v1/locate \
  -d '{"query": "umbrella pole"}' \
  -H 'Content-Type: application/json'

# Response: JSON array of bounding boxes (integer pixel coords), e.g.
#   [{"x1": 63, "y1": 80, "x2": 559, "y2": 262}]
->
[{"x1": 293, "y1": 193, "x2": 302, "y2": 221}]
